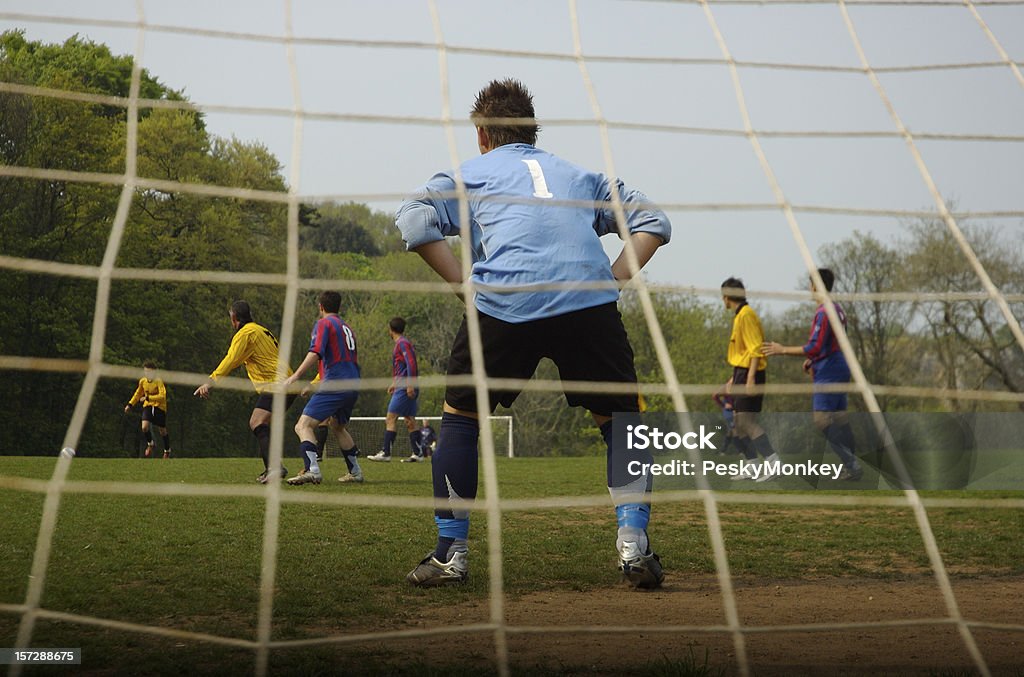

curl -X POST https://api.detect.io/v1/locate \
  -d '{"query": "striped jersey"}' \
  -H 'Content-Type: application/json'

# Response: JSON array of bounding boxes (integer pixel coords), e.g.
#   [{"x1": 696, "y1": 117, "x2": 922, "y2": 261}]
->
[
  {"x1": 128, "y1": 378, "x2": 167, "y2": 411},
  {"x1": 392, "y1": 336, "x2": 418, "y2": 388},
  {"x1": 803, "y1": 303, "x2": 850, "y2": 376},
  {"x1": 309, "y1": 314, "x2": 360, "y2": 381},
  {"x1": 210, "y1": 321, "x2": 292, "y2": 393}
]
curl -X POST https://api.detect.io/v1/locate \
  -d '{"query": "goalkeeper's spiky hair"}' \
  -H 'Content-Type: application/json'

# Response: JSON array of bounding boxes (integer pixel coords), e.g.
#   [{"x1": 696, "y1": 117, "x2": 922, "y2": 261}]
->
[{"x1": 470, "y1": 78, "x2": 540, "y2": 148}]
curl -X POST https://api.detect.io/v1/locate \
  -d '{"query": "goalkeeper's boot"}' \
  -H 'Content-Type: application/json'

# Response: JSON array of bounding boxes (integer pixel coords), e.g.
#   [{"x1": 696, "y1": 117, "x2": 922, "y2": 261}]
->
[
  {"x1": 286, "y1": 469, "x2": 322, "y2": 485},
  {"x1": 406, "y1": 550, "x2": 468, "y2": 587},
  {"x1": 337, "y1": 472, "x2": 364, "y2": 483},
  {"x1": 618, "y1": 541, "x2": 664, "y2": 590}
]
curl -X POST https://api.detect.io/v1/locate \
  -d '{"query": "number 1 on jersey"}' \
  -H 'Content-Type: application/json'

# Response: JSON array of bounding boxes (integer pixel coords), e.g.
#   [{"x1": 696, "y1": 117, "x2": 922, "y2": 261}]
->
[{"x1": 521, "y1": 159, "x2": 553, "y2": 199}]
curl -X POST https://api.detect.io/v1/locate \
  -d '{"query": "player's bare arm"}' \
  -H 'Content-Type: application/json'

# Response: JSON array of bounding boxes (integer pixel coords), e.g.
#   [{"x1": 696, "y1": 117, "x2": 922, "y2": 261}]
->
[
  {"x1": 286, "y1": 351, "x2": 320, "y2": 388},
  {"x1": 746, "y1": 357, "x2": 759, "y2": 392},
  {"x1": 414, "y1": 240, "x2": 463, "y2": 291},
  {"x1": 611, "y1": 232, "x2": 665, "y2": 282}
]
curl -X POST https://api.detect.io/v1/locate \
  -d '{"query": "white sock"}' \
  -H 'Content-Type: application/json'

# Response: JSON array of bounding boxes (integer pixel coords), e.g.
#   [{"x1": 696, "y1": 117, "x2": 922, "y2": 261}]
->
[
  {"x1": 306, "y1": 449, "x2": 320, "y2": 474},
  {"x1": 616, "y1": 526, "x2": 649, "y2": 554}
]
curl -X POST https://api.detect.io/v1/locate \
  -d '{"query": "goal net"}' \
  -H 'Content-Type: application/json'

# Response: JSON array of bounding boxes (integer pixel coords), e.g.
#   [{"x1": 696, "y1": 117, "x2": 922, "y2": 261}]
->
[{"x1": 1, "y1": 1, "x2": 1022, "y2": 676}]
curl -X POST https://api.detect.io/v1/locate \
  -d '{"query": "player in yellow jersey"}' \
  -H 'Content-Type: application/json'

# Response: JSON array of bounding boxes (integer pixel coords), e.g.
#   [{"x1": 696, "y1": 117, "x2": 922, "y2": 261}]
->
[
  {"x1": 194, "y1": 300, "x2": 296, "y2": 483},
  {"x1": 721, "y1": 277, "x2": 780, "y2": 482},
  {"x1": 125, "y1": 360, "x2": 171, "y2": 459}
]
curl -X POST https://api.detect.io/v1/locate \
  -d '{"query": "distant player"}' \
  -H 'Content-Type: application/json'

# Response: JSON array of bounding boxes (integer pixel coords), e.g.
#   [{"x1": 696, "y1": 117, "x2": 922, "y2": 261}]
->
[
  {"x1": 721, "y1": 278, "x2": 780, "y2": 481},
  {"x1": 762, "y1": 268, "x2": 863, "y2": 481},
  {"x1": 193, "y1": 300, "x2": 294, "y2": 483},
  {"x1": 124, "y1": 360, "x2": 171, "y2": 459},
  {"x1": 283, "y1": 291, "x2": 363, "y2": 486},
  {"x1": 711, "y1": 391, "x2": 737, "y2": 456},
  {"x1": 401, "y1": 419, "x2": 437, "y2": 463},
  {"x1": 395, "y1": 79, "x2": 671, "y2": 588},
  {"x1": 367, "y1": 317, "x2": 419, "y2": 462}
]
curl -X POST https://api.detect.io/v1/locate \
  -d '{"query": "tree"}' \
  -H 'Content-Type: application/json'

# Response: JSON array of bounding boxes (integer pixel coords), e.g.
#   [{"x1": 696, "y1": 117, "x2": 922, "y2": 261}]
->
[
  {"x1": 903, "y1": 220, "x2": 1024, "y2": 409},
  {"x1": 621, "y1": 290, "x2": 731, "y2": 413},
  {"x1": 0, "y1": 32, "x2": 296, "y2": 455},
  {"x1": 300, "y1": 202, "x2": 405, "y2": 257}
]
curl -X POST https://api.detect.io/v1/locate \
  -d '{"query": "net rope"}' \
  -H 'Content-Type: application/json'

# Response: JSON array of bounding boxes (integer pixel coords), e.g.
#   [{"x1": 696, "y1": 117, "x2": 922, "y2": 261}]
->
[{"x1": 1, "y1": 1, "x2": 1022, "y2": 675}]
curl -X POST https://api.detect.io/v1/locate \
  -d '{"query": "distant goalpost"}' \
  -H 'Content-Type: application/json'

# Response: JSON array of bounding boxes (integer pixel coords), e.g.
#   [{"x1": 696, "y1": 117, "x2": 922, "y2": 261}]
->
[{"x1": 326, "y1": 415, "x2": 514, "y2": 459}]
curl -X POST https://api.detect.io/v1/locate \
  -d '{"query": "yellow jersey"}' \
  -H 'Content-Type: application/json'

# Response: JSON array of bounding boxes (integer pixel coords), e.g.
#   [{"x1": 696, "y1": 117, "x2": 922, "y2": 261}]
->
[
  {"x1": 727, "y1": 303, "x2": 767, "y2": 370},
  {"x1": 210, "y1": 322, "x2": 292, "y2": 393},
  {"x1": 128, "y1": 378, "x2": 167, "y2": 411}
]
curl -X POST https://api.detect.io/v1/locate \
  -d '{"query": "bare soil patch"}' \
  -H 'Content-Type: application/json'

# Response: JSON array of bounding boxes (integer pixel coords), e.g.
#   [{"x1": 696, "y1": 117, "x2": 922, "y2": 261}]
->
[{"x1": 388, "y1": 575, "x2": 1024, "y2": 675}]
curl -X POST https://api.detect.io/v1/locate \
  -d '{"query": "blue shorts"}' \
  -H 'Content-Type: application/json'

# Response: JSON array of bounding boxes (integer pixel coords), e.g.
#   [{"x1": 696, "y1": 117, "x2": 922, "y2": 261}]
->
[
  {"x1": 303, "y1": 390, "x2": 358, "y2": 424},
  {"x1": 811, "y1": 368, "x2": 850, "y2": 412},
  {"x1": 388, "y1": 389, "x2": 419, "y2": 417},
  {"x1": 812, "y1": 391, "x2": 848, "y2": 412}
]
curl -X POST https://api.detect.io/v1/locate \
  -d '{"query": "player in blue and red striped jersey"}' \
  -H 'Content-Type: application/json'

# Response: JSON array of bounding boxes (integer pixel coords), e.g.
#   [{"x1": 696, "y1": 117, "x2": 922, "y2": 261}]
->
[
  {"x1": 763, "y1": 268, "x2": 863, "y2": 481},
  {"x1": 396, "y1": 79, "x2": 671, "y2": 589},
  {"x1": 283, "y1": 291, "x2": 363, "y2": 485},
  {"x1": 368, "y1": 317, "x2": 420, "y2": 462}
]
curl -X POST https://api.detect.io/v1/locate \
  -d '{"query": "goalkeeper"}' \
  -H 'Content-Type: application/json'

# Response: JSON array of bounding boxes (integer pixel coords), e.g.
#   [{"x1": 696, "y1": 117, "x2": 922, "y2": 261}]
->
[{"x1": 396, "y1": 78, "x2": 671, "y2": 589}]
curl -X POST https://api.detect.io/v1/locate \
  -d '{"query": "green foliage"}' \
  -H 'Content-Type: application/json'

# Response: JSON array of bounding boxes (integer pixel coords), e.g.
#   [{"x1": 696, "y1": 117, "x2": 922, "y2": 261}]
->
[
  {"x1": 0, "y1": 32, "x2": 292, "y2": 455},
  {"x1": 622, "y1": 291, "x2": 732, "y2": 412},
  {"x1": 300, "y1": 201, "x2": 403, "y2": 256}
]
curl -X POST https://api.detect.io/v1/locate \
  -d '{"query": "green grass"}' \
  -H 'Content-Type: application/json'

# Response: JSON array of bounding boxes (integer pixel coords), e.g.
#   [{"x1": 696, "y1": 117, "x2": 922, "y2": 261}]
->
[{"x1": 1, "y1": 455, "x2": 1022, "y2": 675}]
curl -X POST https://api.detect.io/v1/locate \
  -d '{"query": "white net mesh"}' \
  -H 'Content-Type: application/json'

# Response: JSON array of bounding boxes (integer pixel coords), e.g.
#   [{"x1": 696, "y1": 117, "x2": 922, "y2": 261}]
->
[{"x1": 1, "y1": 1, "x2": 1023, "y2": 676}]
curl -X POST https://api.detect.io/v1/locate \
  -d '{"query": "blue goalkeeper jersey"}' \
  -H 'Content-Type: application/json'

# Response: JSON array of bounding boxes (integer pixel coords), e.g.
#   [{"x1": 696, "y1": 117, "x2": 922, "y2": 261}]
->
[{"x1": 395, "y1": 143, "x2": 672, "y2": 323}]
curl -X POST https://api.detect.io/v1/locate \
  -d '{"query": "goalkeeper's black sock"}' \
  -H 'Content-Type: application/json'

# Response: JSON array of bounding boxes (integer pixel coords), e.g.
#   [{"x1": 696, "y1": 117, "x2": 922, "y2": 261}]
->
[{"x1": 432, "y1": 413, "x2": 478, "y2": 561}]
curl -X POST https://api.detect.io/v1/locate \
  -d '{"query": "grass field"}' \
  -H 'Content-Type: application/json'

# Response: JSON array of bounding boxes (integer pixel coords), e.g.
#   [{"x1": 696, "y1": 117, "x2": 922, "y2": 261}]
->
[{"x1": 1, "y1": 455, "x2": 1023, "y2": 676}]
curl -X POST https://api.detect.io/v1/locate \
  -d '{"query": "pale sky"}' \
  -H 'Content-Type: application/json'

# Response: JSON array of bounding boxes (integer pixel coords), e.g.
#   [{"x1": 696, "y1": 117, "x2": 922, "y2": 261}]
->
[{"x1": 3, "y1": 0, "x2": 1023, "y2": 311}]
